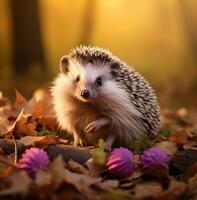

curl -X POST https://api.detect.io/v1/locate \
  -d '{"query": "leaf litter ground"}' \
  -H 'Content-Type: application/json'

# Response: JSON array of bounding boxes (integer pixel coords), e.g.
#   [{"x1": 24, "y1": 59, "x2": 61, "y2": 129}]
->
[{"x1": 0, "y1": 89, "x2": 196, "y2": 200}]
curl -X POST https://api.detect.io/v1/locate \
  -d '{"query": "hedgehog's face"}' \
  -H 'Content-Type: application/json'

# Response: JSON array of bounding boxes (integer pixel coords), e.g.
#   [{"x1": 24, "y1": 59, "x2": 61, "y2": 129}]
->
[{"x1": 60, "y1": 56, "x2": 116, "y2": 103}]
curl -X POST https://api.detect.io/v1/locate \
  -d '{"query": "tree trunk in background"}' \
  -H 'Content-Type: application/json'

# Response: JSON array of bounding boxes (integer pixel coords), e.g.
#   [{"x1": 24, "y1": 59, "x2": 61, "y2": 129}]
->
[
  {"x1": 178, "y1": 0, "x2": 197, "y2": 65},
  {"x1": 79, "y1": 0, "x2": 97, "y2": 45},
  {"x1": 9, "y1": 0, "x2": 45, "y2": 74}
]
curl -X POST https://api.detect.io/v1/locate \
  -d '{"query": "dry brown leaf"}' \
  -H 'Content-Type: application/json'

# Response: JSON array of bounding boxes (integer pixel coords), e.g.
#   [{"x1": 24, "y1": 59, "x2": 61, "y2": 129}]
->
[
  {"x1": 84, "y1": 158, "x2": 106, "y2": 177},
  {"x1": 169, "y1": 130, "x2": 188, "y2": 145},
  {"x1": 95, "y1": 179, "x2": 119, "y2": 191},
  {"x1": 15, "y1": 115, "x2": 37, "y2": 137},
  {"x1": 38, "y1": 115, "x2": 58, "y2": 131},
  {"x1": 64, "y1": 168, "x2": 101, "y2": 197},
  {"x1": 134, "y1": 181, "x2": 163, "y2": 199},
  {"x1": 180, "y1": 163, "x2": 197, "y2": 182},
  {"x1": 155, "y1": 141, "x2": 177, "y2": 155},
  {"x1": 36, "y1": 135, "x2": 59, "y2": 147},
  {"x1": 0, "y1": 166, "x2": 13, "y2": 177},
  {"x1": 0, "y1": 118, "x2": 10, "y2": 136},
  {"x1": 19, "y1": 135, "x2": 59, "y2": 147},
  {"x1": 5, "y1": 109, "x2": 24, "y2": 138},
  {"x1": 32, "y1": 100, "x2": 46, "y2": 117},
  {"x1": 67, "y1": 159, "x2": 89, "y2": 175},
  {"x1": 20, "y1": 136, "x2": 47, "y2": 146},
  {"x1": 57, "y1": 190, "x2": 85, "y2": 200},
  {"x1": 32, "y1": 89, "x2": 54, "y2": 116},
  {"x1": 35, "y1": 170, "x2": 52, "y2": 187},
  {"x1": 187, "y1": 173, "x2": 197, "y2": 199},
  {"x1": 48, "y1": 156, "x2": 66, "y2": 182},
  {"x1": 13, "y1": 94, "x2": 37, "y2": 116},
  {"x1": 0, "y1": 171, "x2": 31, "y2": 196},
  {"x1": 15, "y1": 89, "x2": 27, "y2": 104},
  {"x1": 155, "y1": 180, "x2": 186, "y2": 200},
  {"x1": 128, "y1": 168, "x2": 142, "y2": 181},
  {"x1": 48, "y1": 157, "x2": 101, "y2": 198},
  {"x1": 0, "y1": 154, "x2": 15, "y2": 177},
  {"x1": 145, "y1": 164, "x2": 170, "y2": 180}
]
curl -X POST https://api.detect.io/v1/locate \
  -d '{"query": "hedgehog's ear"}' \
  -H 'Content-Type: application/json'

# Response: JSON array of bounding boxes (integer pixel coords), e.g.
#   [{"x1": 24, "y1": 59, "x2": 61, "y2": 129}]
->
[
  {"x1": 60, "y1": 56, "x2": 69, "y2": 74},
  {"x1": 110, "y1": 62, "x2": 120, "y2": 77}
]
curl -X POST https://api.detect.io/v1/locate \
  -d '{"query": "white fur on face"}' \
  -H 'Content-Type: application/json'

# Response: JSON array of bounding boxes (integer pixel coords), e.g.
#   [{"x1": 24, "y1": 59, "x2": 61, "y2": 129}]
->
[
  {"x1": 81, "y1": 63, "x2": 111, "y2": 84},
  {"x1": 51, "y1": 60, "x2": 147, "y2": 146},
  {"x1": 70, "y1": 62, "x2": 111, "y2": 101}
]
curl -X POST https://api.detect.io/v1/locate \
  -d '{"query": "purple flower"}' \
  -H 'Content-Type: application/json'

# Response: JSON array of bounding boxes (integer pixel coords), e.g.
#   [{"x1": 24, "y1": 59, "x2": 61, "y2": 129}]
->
[
  {"x1": 107, "y1": 147, "x2": 135, "y2": 178},
  {"x1": 18, "y1": 147, "x2": 49, "y2": 178},
  {"x1": 141, "y1": 147, "x2": 169, "y2": 172}
]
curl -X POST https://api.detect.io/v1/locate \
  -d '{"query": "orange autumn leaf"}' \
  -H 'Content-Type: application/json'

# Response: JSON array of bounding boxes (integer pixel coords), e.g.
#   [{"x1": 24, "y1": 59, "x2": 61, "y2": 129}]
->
[
  {"x1": 15, "y1": 115, "x2": 37, "y2": 137},
  {"x1": 15, "y1": 89, "x2": 27, "y2": 104},
  {"x1": 38, "y1": 115, "x2": 58, "y2": 131},
  {"x1": 32, "y1": 100, "x2": 46, "y2": 117},
  {"x1": 169, "y1": 130, "x2": 188, "y2": 145}
]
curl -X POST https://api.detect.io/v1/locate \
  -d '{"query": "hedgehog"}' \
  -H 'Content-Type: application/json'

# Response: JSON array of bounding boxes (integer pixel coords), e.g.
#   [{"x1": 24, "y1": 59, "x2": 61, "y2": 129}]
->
[{"x1": 51, "y1": 45, "x2": 161, "y2": 151}]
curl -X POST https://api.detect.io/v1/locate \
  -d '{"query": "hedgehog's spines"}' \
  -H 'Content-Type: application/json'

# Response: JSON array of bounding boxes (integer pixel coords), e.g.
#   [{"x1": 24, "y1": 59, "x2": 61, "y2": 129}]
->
[{"x1": 52, "y1": 45, "x2": 161, "y2": 147}]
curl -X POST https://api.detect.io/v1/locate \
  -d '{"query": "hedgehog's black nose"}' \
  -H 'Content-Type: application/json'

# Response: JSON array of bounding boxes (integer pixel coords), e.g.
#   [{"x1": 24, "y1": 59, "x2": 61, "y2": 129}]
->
[{"x1": 81, "y1": 90, "x2": 90, "y2": 98}]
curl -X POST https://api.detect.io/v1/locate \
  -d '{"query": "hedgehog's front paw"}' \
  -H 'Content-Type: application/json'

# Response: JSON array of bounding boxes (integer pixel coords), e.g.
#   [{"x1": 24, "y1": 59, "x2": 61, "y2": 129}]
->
[
  {"x1": 85, "y1": 117, "x2": 110, "y2": 134},
  {"x1": 85, "y1": 121, "x2": 100, "y2": 134},
  {"x1": 74, "y1": 137, "x2": 86, "y2": 147}
]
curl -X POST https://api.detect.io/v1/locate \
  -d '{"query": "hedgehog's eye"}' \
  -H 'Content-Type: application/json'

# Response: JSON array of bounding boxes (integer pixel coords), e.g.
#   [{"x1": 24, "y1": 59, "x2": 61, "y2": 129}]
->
[
  {"x1": 95, "y1": 77, "x2": 102, "y2": 86},
  {"x1": 76, "y1": 75, "x2": 80, "y2": 82}
]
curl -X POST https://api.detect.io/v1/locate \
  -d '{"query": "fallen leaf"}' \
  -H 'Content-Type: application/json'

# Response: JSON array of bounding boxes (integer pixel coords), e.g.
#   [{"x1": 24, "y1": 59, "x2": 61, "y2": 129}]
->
[
  {"x1": 187, "y1": 173, "x2": 197, "y2": 200},
  {"x1": 0, "y1": 166, "x2": 13, "y2": 178},
  {"x1": 90, "y1": 139, "x2": 106, "y2": 165},
  {"x1": 0, "y1": 171, "x2": 31, "y2": 196},
  {"x1": 95, "y1": 179, "x2": 119, "y2": 191},
  {"x1": 144, "y1": 164, "x2": 170, "y2": 181},
  {"x1": 19, "y1": 135, "x2": 59, "y2": 147},
  {"x1": 15, "y1": 115, "x2": 37, "y2": 137},
  {"x1": 4, "y1": 109, "x2": 25, "y2": 138},
  {"x1": 48, "y1": 156, "x2": 66, "y2": 182},
  {"x1": 180, "y1": 163, "x2": 197, "y2": 182},
  {"x1": 64, "y1": 168, "x2": 101, "y2": 197},
  {"x1": 20, "y1": 136, "x2": 46, "y2": 146},
  {"x1": 169, "y1": 130, "x2": 188, "y2": 145},
  {"x1": 32, "y1": 100, "x2": 46, "y2": 117},
  {"x1": 38, "y1": 115, "x2": 58, "y2": 131},
  {"x1": 155, "y1": 180, "x2": 186, "y2": 200},
  {"x1": 36, "y1": 135, "x2": 59, "y2": 147},
  {"x1": 100, "y1": 189, "x2": 133, "y2": 200},
  {"x1": 155, "y1": 141, "x2": 177, "y2": 155},
  {"x1": 35, "y1": 170, "x2": 52, "y2": 187},
  {"x1": 84, "y1": 158, "x2": 106, "y2": 177},
  {"x1": 67, "y1": 159, "x2": 89, "y2": 174},
  {"x1": 15, "y1": 89, "x2": 27, "y2": 104},
  {"x1": 49, "y1": 157, "x2": 101, "y2": 198},
  {"x1": 134, "y1": 181, "x2": 163, "y2": 199}
]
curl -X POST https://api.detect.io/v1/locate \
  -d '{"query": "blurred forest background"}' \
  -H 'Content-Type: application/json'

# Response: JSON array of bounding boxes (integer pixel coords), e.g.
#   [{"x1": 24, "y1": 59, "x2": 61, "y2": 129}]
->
[{"x1": 0, "y1": 0, "x2": 197, "y2": 109}]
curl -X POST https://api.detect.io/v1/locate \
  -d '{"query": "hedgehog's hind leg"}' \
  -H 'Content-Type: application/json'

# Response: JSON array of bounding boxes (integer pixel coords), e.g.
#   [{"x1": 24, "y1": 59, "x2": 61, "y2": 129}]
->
[{"x1": 104, "y1": 134, "x2": 116, "y2": 152}]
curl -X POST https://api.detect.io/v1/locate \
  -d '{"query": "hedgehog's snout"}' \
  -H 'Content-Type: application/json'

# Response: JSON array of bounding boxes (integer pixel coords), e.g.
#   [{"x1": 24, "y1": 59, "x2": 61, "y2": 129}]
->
[{"x1": 81, "y1": 89, "x2": 90, "y2": 98}]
